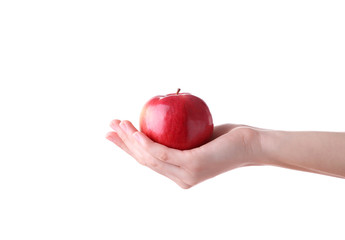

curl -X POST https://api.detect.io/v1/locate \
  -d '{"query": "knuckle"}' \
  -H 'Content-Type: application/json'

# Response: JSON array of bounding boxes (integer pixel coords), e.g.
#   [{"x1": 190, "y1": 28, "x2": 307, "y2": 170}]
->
[
  {"x1": 146, "y1": 158, "x2": 159, "y2": 168},
  {"x1": 156, "y1": 150, "x2": 169, "y2": 162},
  {"x1": 119, "y1": 133, "x2": 129, "y2": 145},
  {"x1": 150, "y1": 161, "x2": 158, "y2": 168},
  {"x1": 184, "y1": 176, "x2": 199, "y2": 187},
  {"x1": 133, "y1": 155, "x2": 146, "y2": 166},
  {"x1": 180, "y1": 184, "x2": 192, "y2": 189},
  {"x1": 137, "y1": 159, "x2": 147, "y2": 166},
  {"x1": 183, "y1": 165, "x2": 203, "y2": 186}
]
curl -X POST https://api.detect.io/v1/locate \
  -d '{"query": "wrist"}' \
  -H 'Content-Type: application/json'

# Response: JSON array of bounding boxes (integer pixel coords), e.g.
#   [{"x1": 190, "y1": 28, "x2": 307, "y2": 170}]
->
[
  {"x1": 257, "y1": 129, "x2": 282, "y2": 166},
  {"x1": 233, "y1": 127, "x2": 272, "y2": 167}
]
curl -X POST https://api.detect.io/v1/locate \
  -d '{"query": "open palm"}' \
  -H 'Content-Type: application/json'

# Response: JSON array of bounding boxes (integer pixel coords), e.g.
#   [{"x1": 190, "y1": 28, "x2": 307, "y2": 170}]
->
[{"x1": 106, "y1": 120, "x2": 262, "y2": 188}]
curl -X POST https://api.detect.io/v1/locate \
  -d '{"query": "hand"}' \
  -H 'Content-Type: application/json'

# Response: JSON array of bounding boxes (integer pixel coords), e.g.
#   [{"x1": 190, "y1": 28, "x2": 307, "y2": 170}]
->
[{"x1": 106, "y1": 120, "x2": 263, "y2": 189}]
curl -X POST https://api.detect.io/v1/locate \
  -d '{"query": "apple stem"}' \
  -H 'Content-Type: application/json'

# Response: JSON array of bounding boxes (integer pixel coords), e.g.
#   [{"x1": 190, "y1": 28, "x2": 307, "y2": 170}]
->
[{"x1": 177, "y1": 88, "x2": 181, "y2": 95}]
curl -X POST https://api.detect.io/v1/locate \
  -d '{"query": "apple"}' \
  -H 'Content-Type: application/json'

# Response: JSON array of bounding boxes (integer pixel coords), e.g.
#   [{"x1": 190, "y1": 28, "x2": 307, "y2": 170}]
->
[{"x1": 140, "y1": 89, "x2": 213, "y2": 150}]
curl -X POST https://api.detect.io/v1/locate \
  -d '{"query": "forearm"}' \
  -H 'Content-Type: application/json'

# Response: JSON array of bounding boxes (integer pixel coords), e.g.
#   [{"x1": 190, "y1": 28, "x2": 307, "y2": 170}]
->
[{"x1": 260, "y1": 130, "x2": 345, "y2": 178}]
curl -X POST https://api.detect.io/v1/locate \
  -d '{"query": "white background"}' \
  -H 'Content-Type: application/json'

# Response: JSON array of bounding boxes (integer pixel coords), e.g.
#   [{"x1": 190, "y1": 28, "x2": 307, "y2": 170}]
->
[{"x1": 1, "y1": 0, "x2": 345, "y2": 239}]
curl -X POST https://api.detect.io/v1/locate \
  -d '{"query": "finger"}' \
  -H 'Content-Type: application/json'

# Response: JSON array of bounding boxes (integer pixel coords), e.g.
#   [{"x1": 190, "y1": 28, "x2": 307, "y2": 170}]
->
[
  {"x1": 110, "y1": 120, "x2": 149, "y2": 165},
  {"x1": 110, "y1": 120, "x2": 137, "y2": 145},
  {"x1": 109, "y1": 119, "x2": 123, "y2": 135},
  {"x1": 133, "y1": 131, "x2": 186, "y2": 167},
  {"x1": 147, "y1": 161, "x2": 191, "y2": 189},
  {"x1": 118, "y1": 120, "x2": 185, "y2": 167},
  {"x1": 111, "y1": 120, "x2": 191, "y2": 187},
  {"x1": 105, "y1": 131, "x2": 133, "y2": 156},
  {"x1": 119, "y1": 120, "x2": 137, "y2": 135},
  {"x1": 110, "y1": 120, "x2": 137, "y2": 152},
  {"x1": 130, "y1": 131, "x2": 192, "y2": 182}
]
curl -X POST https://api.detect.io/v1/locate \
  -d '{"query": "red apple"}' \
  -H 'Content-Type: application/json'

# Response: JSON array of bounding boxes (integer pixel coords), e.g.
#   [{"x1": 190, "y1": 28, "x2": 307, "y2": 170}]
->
[{"x1": 140, "y1": 89, "x2": 213, "y2": 150}]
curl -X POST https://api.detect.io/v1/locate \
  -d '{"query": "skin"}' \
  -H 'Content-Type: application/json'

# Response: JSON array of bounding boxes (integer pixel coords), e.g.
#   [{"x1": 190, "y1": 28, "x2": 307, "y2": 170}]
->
[{"x1": 106, "y1": 120, "x2": 345, "y2": 189}]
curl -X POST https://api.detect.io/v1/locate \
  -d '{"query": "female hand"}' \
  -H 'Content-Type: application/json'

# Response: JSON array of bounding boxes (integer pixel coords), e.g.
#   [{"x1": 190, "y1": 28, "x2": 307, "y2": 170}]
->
[{"x1": 106, "y1": 120, "x2": 263, "y2": 189}]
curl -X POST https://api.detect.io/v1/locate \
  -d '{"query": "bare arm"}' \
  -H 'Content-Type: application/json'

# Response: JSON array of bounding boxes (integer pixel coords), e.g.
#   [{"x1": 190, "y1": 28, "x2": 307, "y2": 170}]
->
[
  {"x1": 260, "y1": 130, "x2": 345, "y2": 178},
  {"x1": 106, "y1": 119, "x2": 345, "y2": 189}
]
